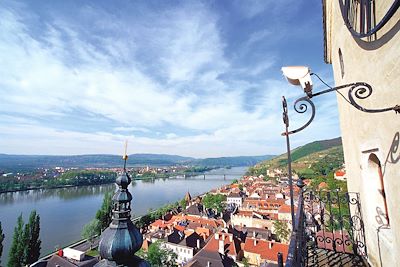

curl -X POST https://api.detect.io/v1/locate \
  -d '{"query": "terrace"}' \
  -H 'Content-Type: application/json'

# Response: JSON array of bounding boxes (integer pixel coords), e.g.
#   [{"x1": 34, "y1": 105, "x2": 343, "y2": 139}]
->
[{"x1": 281, "y1": 189, "x2": 369, "y2": 267}]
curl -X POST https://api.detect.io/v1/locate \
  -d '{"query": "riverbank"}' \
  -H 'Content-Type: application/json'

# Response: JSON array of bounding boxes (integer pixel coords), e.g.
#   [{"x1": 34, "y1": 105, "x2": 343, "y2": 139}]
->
[
  {"x1": 0, "y1": 167, "x2": 247, "y2": 265},
  {"x1": 0, "y1": 172, "x2": 215, "y2": 194},
  {"x1": 30, "y1": 189, "x2": 210, "y2": 266}
]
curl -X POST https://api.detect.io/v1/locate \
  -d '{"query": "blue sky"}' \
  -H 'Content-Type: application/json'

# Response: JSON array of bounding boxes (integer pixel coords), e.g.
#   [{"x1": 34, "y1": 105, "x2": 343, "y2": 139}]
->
[{"x1": 0, "y1": 0, "x2": 340, "y2": 157}]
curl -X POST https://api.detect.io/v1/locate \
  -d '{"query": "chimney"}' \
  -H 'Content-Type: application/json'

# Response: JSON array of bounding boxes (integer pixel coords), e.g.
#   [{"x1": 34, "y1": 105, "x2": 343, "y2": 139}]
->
[
  {"x1": 207, "y1": 261, "x2": 211, "y2": 267},
  {"x1": 218, "y1": 239, "x2": 225, "y2": 254},
  {"x1": 197, "y1": 239, "x2": 201, "y2": 249},
  {"x1": 214, "y1": 233, "x2": 219, "y2": 240},
  {"x1": 229, "y1": 235, "x2": 233, "y2": 242},
  {"x1": 269, "y1": 242, "x2": 273, "y2": 249},
  {"x1": 253, "y1": 238, "x2": 257, "y2": 246}
]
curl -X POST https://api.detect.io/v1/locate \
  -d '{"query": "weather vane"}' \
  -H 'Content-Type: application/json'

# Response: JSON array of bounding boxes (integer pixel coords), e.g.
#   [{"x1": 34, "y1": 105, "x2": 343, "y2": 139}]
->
[{"x1": 123, "y1": 140, "x2": 128, "y2": 171}]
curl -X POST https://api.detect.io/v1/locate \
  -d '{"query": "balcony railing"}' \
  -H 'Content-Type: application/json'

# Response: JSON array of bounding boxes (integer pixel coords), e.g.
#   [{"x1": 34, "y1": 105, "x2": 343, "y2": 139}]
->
[{"x1": 282, "y1": 189, "x2": 369, "y2": 267}]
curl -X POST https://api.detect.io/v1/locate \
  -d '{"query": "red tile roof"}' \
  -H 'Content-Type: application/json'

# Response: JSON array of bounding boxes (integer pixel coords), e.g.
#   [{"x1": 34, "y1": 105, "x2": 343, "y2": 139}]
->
[
  {"x1": 174, "y1": 225, "x2": 185, "y2": 232},
  {"x1": 278, "y1": 204, "x2": 292, "y2": 214},
  {"x1": 150, "y1": 219, "x2": 170, "y2": 229},
  {"x1": 335, "y1": 170, "x2": 346, "y2": 176},
  {"x1": 244, "y1": 238, "x2": 289, "y2": 263},
  {"x1": 204, "y1": 232, "x2": 241, "y2": 257},
  {"x1": 318, "y1": 182, "x2": 328, "y2": 189}
]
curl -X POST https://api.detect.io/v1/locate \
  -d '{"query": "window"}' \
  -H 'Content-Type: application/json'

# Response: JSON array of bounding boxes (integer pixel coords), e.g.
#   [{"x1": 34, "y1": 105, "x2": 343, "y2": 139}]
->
[
  {"x1": 339, "y1": 48, "x2": 345, "y2": 78},
  {"x1": 368, "y1": 154, "x2": 390, "y2": 225}
]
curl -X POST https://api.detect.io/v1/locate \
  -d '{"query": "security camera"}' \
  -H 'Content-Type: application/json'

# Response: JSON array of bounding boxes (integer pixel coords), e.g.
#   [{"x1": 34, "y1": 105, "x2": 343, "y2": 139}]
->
[{"x1": 281, "y1": 66, "x2": 313, "y2": 95}]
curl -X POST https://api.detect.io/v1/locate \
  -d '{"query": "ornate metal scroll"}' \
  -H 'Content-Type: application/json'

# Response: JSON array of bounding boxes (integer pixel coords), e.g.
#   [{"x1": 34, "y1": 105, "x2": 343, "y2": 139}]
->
[
  {"x1": 281, "y1": 96, "x2": 316, "y2": 136},
  {"x1": 348, "y1": 83, "x2": 400, "y2": 113},
  {"x1": 339, "y1": 0, "x2": 400, "y2": 38},
  {"x1": 307, "y1": 75, "x2": 400, "y2": 114}
]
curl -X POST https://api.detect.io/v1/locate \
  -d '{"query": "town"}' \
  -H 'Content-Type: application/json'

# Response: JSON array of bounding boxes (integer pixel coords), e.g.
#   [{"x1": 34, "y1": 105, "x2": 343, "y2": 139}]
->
[
  {"x1": 29, "y1": 167, "x2": 319, "y2": 267},
  {"x1": 0, "y1": 0, "x2": 398, "y2": 266}
]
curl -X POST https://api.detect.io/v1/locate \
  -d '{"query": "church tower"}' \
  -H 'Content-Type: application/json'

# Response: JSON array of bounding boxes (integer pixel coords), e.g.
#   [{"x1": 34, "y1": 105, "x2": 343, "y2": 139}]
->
[{"x1": 95, "y1": 151, "x2": 149, "y2": 267}]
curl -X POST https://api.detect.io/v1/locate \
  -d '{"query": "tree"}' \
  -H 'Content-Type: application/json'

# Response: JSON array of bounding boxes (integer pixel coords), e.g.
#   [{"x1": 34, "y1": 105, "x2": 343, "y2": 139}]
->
[
  {"x1": 242, "y1": 257, "x2": 250, "y2": 267},
  {"x1": 8, "y1": 214, "x2": 25, "y2": 267},
  {"x1": 0, "y1": 221, "x2": 4, "y2": 265},
  {"x1": 202, "y1": 193, "x2": 226, "y2": 214},
  {"x1": 23, "y1": 210, "x2": 41, "y2": 265},
  {"x1": 145, "y1": 240, "x2": 177, "y2": 267},
  {"x1": 273, "y1": 220, "x2": 291, "y2": 243},
  {"x1": 96, "y1": 192, "x2": 113, "y2": 231},
  {"x1": 135, "y1": 214, "x2": 152, "y2": 229},
  {"x1": 179, "y1": 198, "x2": 187, "y2": 208},
  {"x1": 82, "y1": 219, "x2": 100, "y2": 249}
]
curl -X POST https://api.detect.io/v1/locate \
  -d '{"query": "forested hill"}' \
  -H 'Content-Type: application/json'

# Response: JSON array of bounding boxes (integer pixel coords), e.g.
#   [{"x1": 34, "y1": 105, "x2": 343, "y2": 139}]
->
[
  {"x1": 193, "y1": 155, "x2": 275, "y2": 167},
  {"x1": 248, "y1": 137, "x2": 343, "y2": 178},
  {"x1": 0, "y1": 153, "x2": 275, "y2": 171}
]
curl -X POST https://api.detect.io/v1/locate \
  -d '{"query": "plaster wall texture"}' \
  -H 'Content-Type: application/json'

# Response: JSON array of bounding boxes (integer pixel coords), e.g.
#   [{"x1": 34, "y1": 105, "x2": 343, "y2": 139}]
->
[{"x1": 324, "y1": 1, "x2": 399, "y2": 266}]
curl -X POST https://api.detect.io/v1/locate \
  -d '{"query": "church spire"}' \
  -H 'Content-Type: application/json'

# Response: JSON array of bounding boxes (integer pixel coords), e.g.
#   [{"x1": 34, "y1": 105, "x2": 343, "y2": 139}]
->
[
  {"x1": 95, "y1": 143, "x2": 149, "y2": 267},
  {"x1": 185, "y1": 191, "x2": 192, "y2": 204}
]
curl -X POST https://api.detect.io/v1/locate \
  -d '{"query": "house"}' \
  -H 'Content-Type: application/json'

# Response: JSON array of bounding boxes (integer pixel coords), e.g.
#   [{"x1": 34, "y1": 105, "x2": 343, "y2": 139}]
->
[
  {"x1": 185, "y1": 203, "x2": 204, "y2": 217},
  {"x1": 226, "y1": 192, "x2": 243, "y2": 207},
  {"x1": 230, "y1": 210, "x2": 275, "y2": 229},
  {"x1": 184, "y1": 247, "x2": 236, "y2": 267},
  {"x1": 45, "y1": 253, "x2": 98, "y2": 267},
  {"x1": 243, "y1": 238, "x2": 289, "y2": 266},
  {"x1": 277, "y1": 204, "x2": 292, "y2": 222},
  {"x1": 202, "y1": 232, "x2": 242, "y2": 261},
  {"x1": 334, "y1": 170, "x2": 347, "y2": 181},
  {"x1": 164, "y1": 230, "x2": 204, "y2": 264}
]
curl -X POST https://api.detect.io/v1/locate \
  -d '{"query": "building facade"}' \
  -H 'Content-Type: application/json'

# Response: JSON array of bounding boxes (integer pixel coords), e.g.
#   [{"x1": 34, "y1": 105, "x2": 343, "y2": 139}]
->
[{"x1": 324, "y1": 1, "x2": 399, "y2": 266}]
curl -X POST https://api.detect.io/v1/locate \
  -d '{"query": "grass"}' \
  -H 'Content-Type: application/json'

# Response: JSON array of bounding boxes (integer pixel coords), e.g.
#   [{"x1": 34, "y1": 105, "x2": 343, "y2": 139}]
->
[{"x1": 86, "y1": 249, "x2": 99, "y2": 257}]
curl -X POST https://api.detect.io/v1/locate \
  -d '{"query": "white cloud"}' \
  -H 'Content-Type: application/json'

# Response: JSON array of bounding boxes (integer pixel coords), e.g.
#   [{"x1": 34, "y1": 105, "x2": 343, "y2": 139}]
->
[
  {"x1": 247, "y1": 29, "x2": 271, "y2": 46},
  {"x1": 0, "y1": 1, "x2": 340, "y2": 157},
  {"x1": 113, "y1": 127, "x2": 150, "y2": 133}
]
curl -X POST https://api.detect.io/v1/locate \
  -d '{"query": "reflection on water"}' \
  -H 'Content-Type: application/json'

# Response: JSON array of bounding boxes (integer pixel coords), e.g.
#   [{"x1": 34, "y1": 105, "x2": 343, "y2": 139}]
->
[
  {"x1": 0, "y1": 185, "x2": 116, "y2": 205},
  {"x1": 0, "y1": 167, "x2": 247, "y2": 264}
]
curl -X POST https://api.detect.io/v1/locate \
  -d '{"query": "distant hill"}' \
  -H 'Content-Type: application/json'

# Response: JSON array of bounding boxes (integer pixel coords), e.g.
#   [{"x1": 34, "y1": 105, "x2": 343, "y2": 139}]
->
[
  {"x1": 192, "y1": 155, "x2": 275, "y2": 167},
  {"x1": 0, "y1": 153, "x2": 275, "y2": 171},
  {"x1": 0, "y1": 154, "x2": 192, "y2": 170},
  {"x1": 248, "y1": 137, "x2": 343, "y2": 177}
]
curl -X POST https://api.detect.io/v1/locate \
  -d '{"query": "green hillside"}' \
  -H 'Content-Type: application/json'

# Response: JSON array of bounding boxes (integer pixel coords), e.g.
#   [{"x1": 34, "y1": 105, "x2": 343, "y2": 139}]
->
[{"x1": 248, "y1": 137, "x2": 344, "y2": 179}]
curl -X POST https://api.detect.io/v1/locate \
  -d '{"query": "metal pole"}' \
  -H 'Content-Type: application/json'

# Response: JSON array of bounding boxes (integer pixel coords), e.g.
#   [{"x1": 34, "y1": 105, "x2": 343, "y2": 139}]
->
[
  {"x1": 282, "y1": 96, "x2": 295, "y2": 232},
  {"x1": 277, "y1": 252, "x2": 284, "y2": 267},
  {"x1": 285, "y1": 122, "x2": 295, "y2": 232}
]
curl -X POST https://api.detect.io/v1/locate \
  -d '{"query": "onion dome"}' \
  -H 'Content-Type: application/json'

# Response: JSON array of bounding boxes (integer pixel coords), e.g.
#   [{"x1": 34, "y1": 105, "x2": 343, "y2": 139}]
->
[
  {"x1": 95, "y1": 165, "x2": 149, "y2": 267},
  {"x1": 116, "y1": 172, "x2": 131, "y2": 189}
]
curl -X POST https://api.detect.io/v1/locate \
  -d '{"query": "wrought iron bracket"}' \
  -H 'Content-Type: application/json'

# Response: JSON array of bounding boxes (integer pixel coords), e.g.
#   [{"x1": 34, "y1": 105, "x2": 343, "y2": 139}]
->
[{"x1": 282, "y1": 80, "x2": 399, "y2": 136}]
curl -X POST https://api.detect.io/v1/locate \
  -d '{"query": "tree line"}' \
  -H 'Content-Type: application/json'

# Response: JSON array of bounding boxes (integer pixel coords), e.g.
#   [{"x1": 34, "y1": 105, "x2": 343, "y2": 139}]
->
[
  {"x1": 0, "y1": 170, "x2": 117, "y2": 193},
  {"x1": 1, "y1": 211, "x2": 42, "y2": 267}
]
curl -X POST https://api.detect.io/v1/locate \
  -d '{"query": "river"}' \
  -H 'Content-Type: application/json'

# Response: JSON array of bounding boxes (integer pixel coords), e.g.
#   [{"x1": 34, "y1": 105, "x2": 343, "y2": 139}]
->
[{"x1": 0, "y1": 167, "x2": 247, "y2": 264}]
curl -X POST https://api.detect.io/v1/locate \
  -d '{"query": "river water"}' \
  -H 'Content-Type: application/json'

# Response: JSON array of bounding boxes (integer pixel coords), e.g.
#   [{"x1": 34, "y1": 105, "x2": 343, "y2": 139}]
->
[{"x1": 0, "y1": 167, "x2": 247, "y2": 264}]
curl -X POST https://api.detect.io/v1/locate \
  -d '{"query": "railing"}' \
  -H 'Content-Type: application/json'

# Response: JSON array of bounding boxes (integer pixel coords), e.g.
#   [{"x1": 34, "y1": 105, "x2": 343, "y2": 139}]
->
[
  {"x1": 282, "y1": 189, "x2": 368, "y2": 267},
  {"x1": 284, "y1": 192, "x2": 306, "y2": 267}
]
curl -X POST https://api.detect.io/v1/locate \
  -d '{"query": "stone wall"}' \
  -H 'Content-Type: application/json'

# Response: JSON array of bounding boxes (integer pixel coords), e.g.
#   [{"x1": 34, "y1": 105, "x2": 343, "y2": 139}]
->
[{"x1": 324, "y1": 1, "x2": 400, "y2": 266}]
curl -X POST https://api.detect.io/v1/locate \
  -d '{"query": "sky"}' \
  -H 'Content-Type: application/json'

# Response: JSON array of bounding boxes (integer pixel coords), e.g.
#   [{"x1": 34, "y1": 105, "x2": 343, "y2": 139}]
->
[{"x1": 0, "y1": 0, "x2": 341, "y2": 157}]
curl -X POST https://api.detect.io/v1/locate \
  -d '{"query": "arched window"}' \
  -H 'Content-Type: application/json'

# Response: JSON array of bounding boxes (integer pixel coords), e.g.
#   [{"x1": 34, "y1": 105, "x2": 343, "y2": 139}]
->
[{"x1": 368, "y1": 154, "x2": 390, "y2": 225}]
